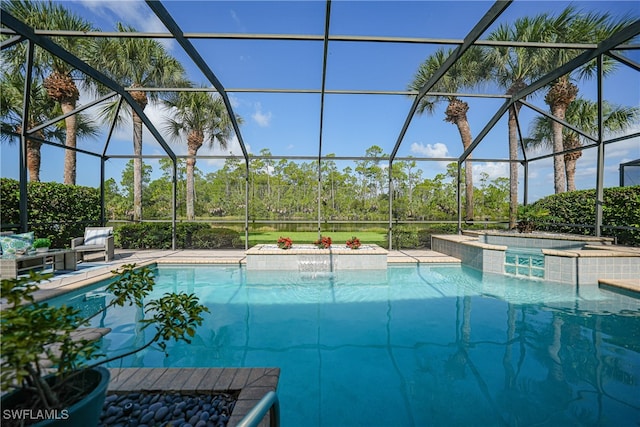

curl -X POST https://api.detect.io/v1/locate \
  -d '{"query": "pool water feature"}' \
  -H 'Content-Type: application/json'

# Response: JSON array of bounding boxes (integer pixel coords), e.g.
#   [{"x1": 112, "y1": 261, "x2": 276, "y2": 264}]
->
[
  {"x1": 245, "y1": 244, "x2": 388, "y2": 270},
  {"x1": 504, "y1": 248, "x2": 545, "y2": 278},
  {"x1": 49, "y1": 265, "x2": 640, "y2": 427},
  {"x1": 297, "y1": 255, "x2": 332, "y2": 274}
]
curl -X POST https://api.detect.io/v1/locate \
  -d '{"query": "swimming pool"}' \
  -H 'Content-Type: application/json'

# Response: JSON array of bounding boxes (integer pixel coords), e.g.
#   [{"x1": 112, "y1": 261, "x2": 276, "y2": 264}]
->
[{"x1": 50, "y1": 264, "x2": 640, "y2": 427}]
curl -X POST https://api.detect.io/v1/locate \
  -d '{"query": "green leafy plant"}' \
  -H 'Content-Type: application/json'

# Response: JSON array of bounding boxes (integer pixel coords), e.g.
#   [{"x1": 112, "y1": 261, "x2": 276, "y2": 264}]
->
[
  {"x1": 32, "y1": 238, "x2": 51, "y2": 249},
  {"x1": 516, "y1": 204, "x2": 550, "y2": 233},
  {"x1": 116, "y1": 223, "x2": 241, "y2": 249},
  {"x1": 390, "y1": 226, "x2": 419, "y2": 249},
  {"x1": 533, "y1": 186, "x2": 640, "y2": 245},
  {"x1": 1, "y1": 178, "x2": 101, "y2": 249},
  {"x1": 0, "y1": 264, "x2": 209, "y2": 422}
]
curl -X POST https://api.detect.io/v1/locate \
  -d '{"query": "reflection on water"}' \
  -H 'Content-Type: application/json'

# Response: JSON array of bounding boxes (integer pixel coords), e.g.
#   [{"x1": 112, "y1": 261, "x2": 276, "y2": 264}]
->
[{"x1": 54, "y1": 265, "x2": 640, "y2": 427}]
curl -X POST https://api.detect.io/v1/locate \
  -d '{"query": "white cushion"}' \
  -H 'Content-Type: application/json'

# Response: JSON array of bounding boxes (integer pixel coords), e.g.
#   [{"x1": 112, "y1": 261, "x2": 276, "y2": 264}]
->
[{"x1": 84, "y1": 228, "x2": 111, "y2": 246}]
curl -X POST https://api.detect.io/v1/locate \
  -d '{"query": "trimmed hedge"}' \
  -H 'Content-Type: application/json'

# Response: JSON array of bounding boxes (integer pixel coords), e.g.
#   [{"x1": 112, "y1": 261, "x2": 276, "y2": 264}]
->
[
  {"x1": 190, "y1": 227, "x2": 243, "y2": 249},
  {"x1": 533, "y1": 186, "x2": 640, "y2": 246},
  {"x1": 389, "y1": 226, "x2": 419, "y2": 249},
  {"x1": 417, "y1": 224, "x2": 458, "y2": 248},
  {"x1": 387, "y1": 224, "x2": 459, "y2": 249},
  {"x1": 0, "y1": 178, "x2": 101, "y2": 248},
  {"x1": 116, "y1": 222, "x2": 243, "y2": 249}
]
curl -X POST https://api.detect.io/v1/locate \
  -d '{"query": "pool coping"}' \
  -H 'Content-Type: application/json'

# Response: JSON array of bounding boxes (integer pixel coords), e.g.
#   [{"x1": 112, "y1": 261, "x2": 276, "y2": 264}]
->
[{"x1": 106, "y1": 367, "x2": 280, "y2": 427}]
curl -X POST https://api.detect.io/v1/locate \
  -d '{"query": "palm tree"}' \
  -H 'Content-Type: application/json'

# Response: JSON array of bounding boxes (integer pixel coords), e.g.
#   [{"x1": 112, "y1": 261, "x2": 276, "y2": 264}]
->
[
  {"x1": 2, "y1": 0, "x2": 96, "y2": 185},
  {"x1": 1, "y1": 71, "x2": 98, "y2": 182},
  {"x1": 1, "y1": 72, "x2": 60, "y2": 181},
  {"x1": 527, "y1": 98, "x2": 639, "y2": 191},
  {"x1": 94, "y1": 23, "x2": 187, "y2": 221},
  {"x1": 163, "y1": 89, "x2": 238, "y2": 220},
  {"x1": 409, "y1": 47, "x2": 487, "y2": 221},
  {"x1": 542, "y1": 7, "x2": 635, "y2": 194},
  {"x1": 486, "y1": 14, "x2": 555, "y2": 228}
]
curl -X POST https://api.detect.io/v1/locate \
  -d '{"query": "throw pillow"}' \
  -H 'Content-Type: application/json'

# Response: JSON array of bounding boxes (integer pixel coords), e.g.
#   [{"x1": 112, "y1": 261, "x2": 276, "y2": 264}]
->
[
  {"x1": 0, "y1": 232, "x2": 34, "y2": 255},
  {"x1": 84, "y1": 228, "x2": 112, "y2": 246}
]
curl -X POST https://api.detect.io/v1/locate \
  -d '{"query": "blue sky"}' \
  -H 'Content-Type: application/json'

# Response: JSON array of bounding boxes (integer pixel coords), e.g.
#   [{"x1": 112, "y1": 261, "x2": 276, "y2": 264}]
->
[{"x1": 1, "y1": 0, "x2": 639, "y2": 201}]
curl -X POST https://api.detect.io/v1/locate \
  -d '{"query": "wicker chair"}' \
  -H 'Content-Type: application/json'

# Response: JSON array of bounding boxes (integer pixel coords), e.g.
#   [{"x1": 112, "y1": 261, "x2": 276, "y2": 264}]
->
[{"x1": 71, "y1": 227, "x2": 114, "y2": 262}]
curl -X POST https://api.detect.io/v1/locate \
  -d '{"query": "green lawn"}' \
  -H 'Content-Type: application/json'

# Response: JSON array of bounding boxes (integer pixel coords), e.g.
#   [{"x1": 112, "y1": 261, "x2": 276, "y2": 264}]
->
[{"x1": 247, "y1": 230, "x2": 387, "y2": 246}]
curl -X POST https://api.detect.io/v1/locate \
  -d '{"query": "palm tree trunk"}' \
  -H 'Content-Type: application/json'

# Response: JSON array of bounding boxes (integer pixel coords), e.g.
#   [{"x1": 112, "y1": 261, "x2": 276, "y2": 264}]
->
[
  {"x1": 455, "y1": 119, "x2": 474, "y2": 221},
  {"x1": 564, "y1": 135, "x2": 582, "y2": 192},
  {"x1": 186, "y1": 154, "x2": 196, "y2": 220},
  {"x1": 508, "y1": 107, "x2": 519, "y2": 229},
  {"x1": 186, "y1": 156, "x2": 195, "y2": 220},
  {"x1": 186, "y1": 131, "x2": 204, "y2": 221},
  {"x1": 564, "y1": 151, "x2": 582, "y2": 192},
  {"x1": 545, "y1": 78, "x2": 577, "y2": 194},
  {"x1": 62, "y1": 100, "x2": 77, "y2": 185},
  {"x1": 550, "y1": 106, "x2": 568, "y2": 194},
  {"x1": 446, "y1": 98, "x2": 474, "y2": 221},
  {"x1": 132, "y1": 111, "x2": 143, "y2": 221},
  {"x1": 44, "y1": 71, "x2": 80, "y2": 185},
  {"x1": 27, "y1": 137, "x2": 42, "y2": 182},
  {"x1": 565, "y1": 157, "x2": 577, "y2": 192}
]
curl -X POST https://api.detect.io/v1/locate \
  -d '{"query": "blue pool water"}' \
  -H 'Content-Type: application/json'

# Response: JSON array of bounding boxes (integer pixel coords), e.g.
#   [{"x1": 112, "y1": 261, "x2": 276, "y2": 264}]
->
[{"x1": 50, "y1": 265, "x2": 640, "y2": 427}]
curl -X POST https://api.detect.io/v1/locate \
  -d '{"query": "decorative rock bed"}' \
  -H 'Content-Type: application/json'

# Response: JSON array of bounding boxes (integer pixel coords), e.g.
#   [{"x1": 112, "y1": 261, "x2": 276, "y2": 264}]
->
[{"x1": 99, "y1": 391, "x2": 238, "y2": 427}]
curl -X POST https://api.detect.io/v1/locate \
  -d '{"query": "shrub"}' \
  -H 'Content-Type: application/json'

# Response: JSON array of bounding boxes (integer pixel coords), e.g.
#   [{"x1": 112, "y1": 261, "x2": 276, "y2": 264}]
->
[
  {"x1": 0, "y1": 178, "x2": 100, "y2": 248},
  {"x1": 115, "y1": 222, "x2": 211, "y2": 249},
  {"x1": 389, "y1": 226, "x2": 419, "y2": 249},
  {"x1": 116, "y1": 223, "x2": 241, "y2": 249},
  {"x1": 533, "y1": 186, "x2": 639, "y2": 246},
  {"x1": 191, "y1": 227, "x2": 242, "y2": 249},
  {"x1": 176, "y1": 223, "x2": 212, "y2": 248},
  {"x1": 417, "y1": 225, "x2": 458, "y2": 248},
  {"x1": 117, "y1": 223, "x2": 172, "y2": 249}
]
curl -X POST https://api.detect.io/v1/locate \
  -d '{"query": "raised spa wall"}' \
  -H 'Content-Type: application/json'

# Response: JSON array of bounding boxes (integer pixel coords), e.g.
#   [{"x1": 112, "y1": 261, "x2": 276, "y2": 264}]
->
[
  {"x1": 245, "y1": 244, "x2": 388, "y2": 270},
  {"x1": 432, "y1": 231, "x2": 640, "y2": 286}
]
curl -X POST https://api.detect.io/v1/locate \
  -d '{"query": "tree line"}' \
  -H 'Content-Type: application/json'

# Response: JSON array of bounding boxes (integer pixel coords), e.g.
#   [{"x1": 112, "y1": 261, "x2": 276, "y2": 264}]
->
[{"x1": 105, "y1": 146, "x2": 510, "y2": 223}]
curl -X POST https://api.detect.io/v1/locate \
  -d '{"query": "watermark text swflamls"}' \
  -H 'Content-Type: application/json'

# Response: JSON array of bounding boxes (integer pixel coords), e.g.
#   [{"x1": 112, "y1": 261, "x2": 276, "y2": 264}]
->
[{"x1": 2, "y1": 409, "x2": 70, "y2": 421}]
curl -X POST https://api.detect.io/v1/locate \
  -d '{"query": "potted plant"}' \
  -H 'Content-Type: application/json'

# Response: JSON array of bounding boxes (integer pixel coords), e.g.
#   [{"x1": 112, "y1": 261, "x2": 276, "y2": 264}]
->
[
  {"x1": 277, "y1": 236, "x2": 293, "y2": 250},
  {"x1": 313, "y1": 235, "x2": 332, "y2": 249},
  {"x1": 33, "y1": 238, "x2": 51, "y2": 253},
  {"x1": 0, "y1": 264, "x2": 209, "y2": 427},
  {"x1": 346, "y1": 236, "x2": 361, "y2": 249},
  {"x1": 516, "y1": 204, "x2": 550, "y2": 233}
]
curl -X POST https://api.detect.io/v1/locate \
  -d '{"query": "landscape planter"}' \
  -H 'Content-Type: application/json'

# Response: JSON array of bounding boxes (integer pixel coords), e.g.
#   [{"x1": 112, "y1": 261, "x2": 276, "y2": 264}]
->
[{"x1": 1, "y1": 367, "x2": 110, "y2": 427}]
